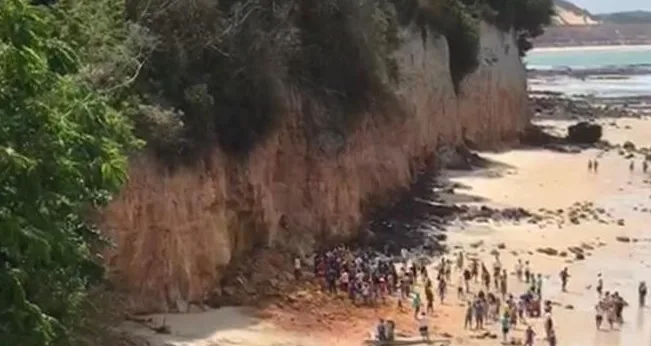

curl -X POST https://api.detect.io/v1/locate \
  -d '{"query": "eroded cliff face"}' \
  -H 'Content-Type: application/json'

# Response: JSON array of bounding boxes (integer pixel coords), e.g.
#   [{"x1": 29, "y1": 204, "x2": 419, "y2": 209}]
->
[{"x1": 101, "y1": 22, "x2": 529, "y2": 313}]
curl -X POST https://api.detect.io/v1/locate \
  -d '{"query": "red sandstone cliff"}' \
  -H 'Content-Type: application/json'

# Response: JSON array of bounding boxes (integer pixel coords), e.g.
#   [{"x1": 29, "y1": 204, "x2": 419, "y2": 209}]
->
[{"x1": 100, "y1": 22, "x2": 529, "y2": 313}]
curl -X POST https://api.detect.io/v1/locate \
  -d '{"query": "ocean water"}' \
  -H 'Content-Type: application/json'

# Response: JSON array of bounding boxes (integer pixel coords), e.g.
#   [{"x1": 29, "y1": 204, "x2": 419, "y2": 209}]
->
[
  {"x1": 525, "y1": 45, "x2": 651, "y2": 70},
  {"x1": 525, "y1": 45, "x2": 651, "y2": 98}
]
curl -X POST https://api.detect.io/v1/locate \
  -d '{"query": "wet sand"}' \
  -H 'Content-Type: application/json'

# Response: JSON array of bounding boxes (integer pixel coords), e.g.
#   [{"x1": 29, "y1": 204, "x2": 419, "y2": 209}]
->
[{"x1": 126, "y1": 116, "x2": 651, "y2": 346}]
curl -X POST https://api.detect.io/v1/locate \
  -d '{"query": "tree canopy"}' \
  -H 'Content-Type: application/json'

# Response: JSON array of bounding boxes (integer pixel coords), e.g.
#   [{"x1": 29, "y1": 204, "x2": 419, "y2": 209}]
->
[{"x1": 0, "y1": 0, "x2": 138, "y2": 344}]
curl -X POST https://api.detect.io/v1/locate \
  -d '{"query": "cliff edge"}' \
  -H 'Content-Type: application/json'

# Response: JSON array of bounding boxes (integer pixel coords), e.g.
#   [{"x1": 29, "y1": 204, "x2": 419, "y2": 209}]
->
[{"x1": 100, "y1": 21, "x2": 528, "y2": 313}]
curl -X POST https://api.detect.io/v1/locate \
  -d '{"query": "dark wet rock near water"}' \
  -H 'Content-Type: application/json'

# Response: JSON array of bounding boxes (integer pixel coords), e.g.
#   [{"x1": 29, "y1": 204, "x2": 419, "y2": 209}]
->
[{"x1": 567, "y1": 122, "x2": 602, "y2": 144}]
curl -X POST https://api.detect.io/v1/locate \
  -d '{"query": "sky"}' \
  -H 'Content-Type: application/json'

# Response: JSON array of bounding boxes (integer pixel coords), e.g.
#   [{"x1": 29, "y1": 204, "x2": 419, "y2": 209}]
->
[{"x1": 568, "y1": 0, "x2": 651, "y2": 14}]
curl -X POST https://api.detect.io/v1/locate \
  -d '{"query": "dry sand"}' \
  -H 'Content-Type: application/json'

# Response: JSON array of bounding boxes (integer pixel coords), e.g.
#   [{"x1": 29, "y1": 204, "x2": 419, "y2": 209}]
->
[{"x1": 126, "y1": 116, "x2": 651, "y2": 346}]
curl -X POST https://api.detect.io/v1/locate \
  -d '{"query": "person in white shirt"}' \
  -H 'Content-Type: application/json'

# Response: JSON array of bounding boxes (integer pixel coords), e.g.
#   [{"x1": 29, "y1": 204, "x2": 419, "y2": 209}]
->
[{"x1": 294, "y1": 256, "x2": 301, "y2": 280}]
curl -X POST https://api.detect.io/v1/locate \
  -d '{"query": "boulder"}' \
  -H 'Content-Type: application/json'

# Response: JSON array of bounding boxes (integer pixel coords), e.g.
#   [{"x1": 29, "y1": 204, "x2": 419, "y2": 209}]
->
[
  {"x1": 537, "y1": 247, "x2": 559, "y2": 256},
  {"x1": 623, "y1": 141, "x2": 636, "y2": 151},
  {"x1": 616, "y1": 236, "x2": 631, "y2": 243},
  {"x1": 566, "y1": 122, "x2": 602, "y2": 144}
]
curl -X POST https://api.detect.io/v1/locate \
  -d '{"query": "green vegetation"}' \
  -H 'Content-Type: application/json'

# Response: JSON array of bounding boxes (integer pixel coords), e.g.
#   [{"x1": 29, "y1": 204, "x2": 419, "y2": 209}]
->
[
  {"x1": 0, "y1": 0, "x2": 552, "y2": 344},
  {"x1": 0, "y1": 0, "x2": 139, "y2": 345},
  {"x1": 481, "y1": 0, "x2": 555, "y2": 55},
  {"x1": 131, "y1": 0, "x2": 554, "y2": 160}
]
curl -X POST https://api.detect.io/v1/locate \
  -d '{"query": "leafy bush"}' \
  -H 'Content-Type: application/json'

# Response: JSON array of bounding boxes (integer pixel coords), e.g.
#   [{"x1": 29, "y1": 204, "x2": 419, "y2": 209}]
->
[
  {"x1": 481, "y1": 0, "x2": 555, "y2": 55},
  {"x1": 0, "y1": 0, "x2": 139, "y2": 345},
  {"x1": 125, "y1": 0, "x2": 403, "y2": 161}
]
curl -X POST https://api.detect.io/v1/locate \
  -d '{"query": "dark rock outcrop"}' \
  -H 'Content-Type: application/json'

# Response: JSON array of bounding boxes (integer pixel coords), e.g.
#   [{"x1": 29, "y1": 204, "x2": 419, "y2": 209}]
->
[{"x1": 567, "y1": 122, "x2": 602, "y2": 144}]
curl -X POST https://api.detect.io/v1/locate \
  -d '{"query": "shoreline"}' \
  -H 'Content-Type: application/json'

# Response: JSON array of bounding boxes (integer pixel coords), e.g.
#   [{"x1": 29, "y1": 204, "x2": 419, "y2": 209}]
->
[{"x1": 529, "y1": 44, "x2": 651, "y2": 53}]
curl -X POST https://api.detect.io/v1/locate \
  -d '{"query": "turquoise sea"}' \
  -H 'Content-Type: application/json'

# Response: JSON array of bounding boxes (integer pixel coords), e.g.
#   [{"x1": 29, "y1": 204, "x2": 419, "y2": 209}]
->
[
  {"x1": 526, "y1": 45, "x2": 651, "y2": 70},
  {"x1": 525, "y1": 45, "x2": 651, "y2": 98}
]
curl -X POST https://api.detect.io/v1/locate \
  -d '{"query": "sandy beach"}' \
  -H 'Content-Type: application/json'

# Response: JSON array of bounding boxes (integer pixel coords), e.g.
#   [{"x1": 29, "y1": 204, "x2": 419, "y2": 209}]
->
[{"x1": 125, "y1": 116, "x2": 651, "y2": 346}]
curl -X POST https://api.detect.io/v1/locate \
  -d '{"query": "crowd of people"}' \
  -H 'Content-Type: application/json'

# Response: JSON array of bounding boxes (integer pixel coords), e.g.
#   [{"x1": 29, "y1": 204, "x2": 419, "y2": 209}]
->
[{"x1": 296, "y1": 245, "x2": 641, "y2": 345}]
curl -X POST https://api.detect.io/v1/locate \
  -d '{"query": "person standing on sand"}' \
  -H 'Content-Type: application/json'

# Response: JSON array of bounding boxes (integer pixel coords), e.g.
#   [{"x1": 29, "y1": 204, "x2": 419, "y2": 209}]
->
[
  {"x1": 644, "y1": 160, "x2": 648, "y2": 173},
  {"x1": 375, "y1": 319, "x2": 387, "y2": 341},
  {"x1": 457, "y1": 252, "x2": 464, "y2": 271},
  {"x1": 559, "y1": 267, "x2": 570, "y2": 292},
  {"x1": 457, "y1": 274, "x2": 464, "y2": 299},
  {"x1": 594, "y1": 160, "x2": 599, "y2": 173},
  {"x1": 396, "y1": 284, "x2": 404, "y2": 311},
  {"x1": 493, "y1": 257, "x2": 502, "y2": 290},
  {"x1": 544, "y1": 312, "x2": 554, "y2": 340},
  {"x1": 482, "y1": 264, "x2": 491, "y2": 291},
  {"x1": 463, "y1": 267, "x2": 471, "y2": 293},
  {"x1": 524, "y1": 325, "x2": 536, "y2": 346},
  {"x1": 588, "y1": 160, "x2": 593, "y2": 172},
  {"x1": 525, "y1": 261, "x2": 531, "y2": 283},
  {"x1": 464, "y1": 301, "x2": 474, "y2": 329},
  {"x1": 515, "y1": 259, "x2": 523, "y2": 282},
  {"x1": 474, "y1": 297, "x2": 485, "y2": 329},
  {"x1": 425, "y1": 284, "x2": 434, "y2": 314},
  {"x1": 501, "y1": 311, "x2": 511, "y2": 343},
  {"x1": 630, "y1": 160, "x2": 635, "y2": 172},
  {"x1": 595, "y1": 301, "x2": 604, "y2": 330},
  {"x1": 418, "y1": 312, "x2": 430, "y2": 342},
  {"x1": 613, "y1": 292, "x2": 628, "y2": 324},
  {"x1": 500, "y1": 272, "x2": 508, "y2": 299},
  {"x1": 471, "y1": 259, "x2": 479, "y2": 282},
  {"x1": 547, "y1": 327, "x2": 557, "y2": 346},
  {"x1": 639, "y1": 281, "x2": 647, "y2": 307},
  {"x1": 596, "y1": 274, "x2": 603, "y2": 297},
  {"x1": 438, "y1": 277, "x2": 447, "y2": 304},
  {"x1": 412, "y1": 292, "x2": 422, "y2": 318},
  {"x1": 294, "y1": 256, "x2": 302, "y2": 280},
  {"x1": 536, "y1": 274, "x2": 543, "y2": 296}
]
